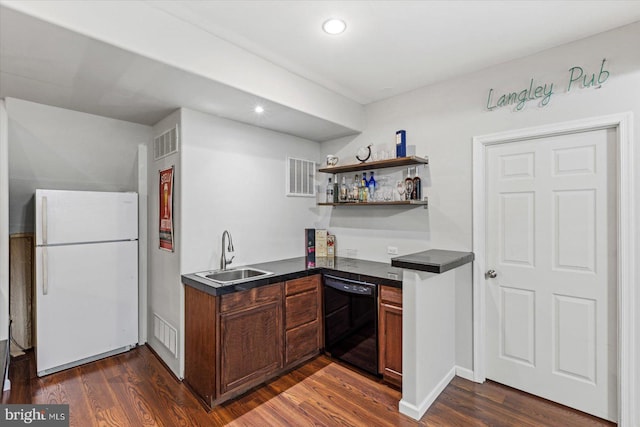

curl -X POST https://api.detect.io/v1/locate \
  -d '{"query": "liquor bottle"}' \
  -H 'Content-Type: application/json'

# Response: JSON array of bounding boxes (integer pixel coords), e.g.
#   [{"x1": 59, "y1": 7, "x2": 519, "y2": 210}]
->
[
  {"x1": 368, "y1": 171, "x2": 376, "y2": 201},
  {"x1": 396, "y1": 130, "x2": 406, "y2": 158},
  {"x1": 326, "y1": 177, "x2": 333, "y2": 203},
  {"x1": 360, "y1": 172, "x2": 368, "y2": 202},
  {"x1": 412, "y1": 169, "x2": 421, "y2": 200},
  {"x1": 404, "y1": 168, "x2": 414, "y2": 201},
  {"x1": 352, "y1": 174, "x2": 360, "y2": 202},
  {"x1": 340, "y1": 176, "x2": 348, "y2": 202},
  {"x1": 333, "y1": 174, "x2": 339, "y2": 203}
]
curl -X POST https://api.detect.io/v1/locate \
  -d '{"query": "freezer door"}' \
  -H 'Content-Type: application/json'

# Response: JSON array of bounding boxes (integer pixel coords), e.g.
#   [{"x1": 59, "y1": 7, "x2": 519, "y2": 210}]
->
[
  {"x1": 35, "y1": 189, "x2": 138, "y2": 246},
  {"x1": 35, "y1": 241, "x2": 138, "y2": 374}
]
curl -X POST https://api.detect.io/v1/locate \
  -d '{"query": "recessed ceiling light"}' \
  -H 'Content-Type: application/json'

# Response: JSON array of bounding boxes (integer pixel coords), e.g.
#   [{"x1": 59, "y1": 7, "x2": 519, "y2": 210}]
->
[
  {"x1": 254, "y1": 105, "x2": 265, "y2": 114},
  {"x1": 322, "y1": 19, "x2": 346, "y2": 35}
]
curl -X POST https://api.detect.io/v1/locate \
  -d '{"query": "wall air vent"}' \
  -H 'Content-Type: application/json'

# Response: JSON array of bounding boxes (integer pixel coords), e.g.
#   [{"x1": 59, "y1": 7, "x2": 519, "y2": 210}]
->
[
  {"x1": 286, "y1": 157, "x2": 316, "y2": 197},
  {"x1": 153, "y1": 126, "x2": 179, "y2": 160}
]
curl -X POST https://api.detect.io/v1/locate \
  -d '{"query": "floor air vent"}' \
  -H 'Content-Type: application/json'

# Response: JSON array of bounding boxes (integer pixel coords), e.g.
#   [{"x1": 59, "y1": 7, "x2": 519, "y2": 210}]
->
[
  {"x1": 153, "y1": 313, "x2": 178, "y2": 358},
  {"x1": 154, "y1": 126, "x2": 179, "y2": 160}
]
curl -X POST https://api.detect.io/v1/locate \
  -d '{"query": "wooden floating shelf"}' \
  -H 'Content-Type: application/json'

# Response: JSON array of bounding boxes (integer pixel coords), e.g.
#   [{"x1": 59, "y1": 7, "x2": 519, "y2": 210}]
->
[
  {"x1": 318, "y1": 199, "x2": 428, "y2": 208},
  {"x1": 318, "y1": 155, "x2": 429, "y2": 174}
]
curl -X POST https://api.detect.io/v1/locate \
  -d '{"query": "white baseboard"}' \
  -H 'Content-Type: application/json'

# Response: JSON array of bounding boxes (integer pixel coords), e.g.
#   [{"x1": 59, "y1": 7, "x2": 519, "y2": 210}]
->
[
  {"x1": 399, "y1": 367, "x2": 456, "y2": 420},
  {"x1": 455, "y1": 366, "x2": 475, "y2": 382}
]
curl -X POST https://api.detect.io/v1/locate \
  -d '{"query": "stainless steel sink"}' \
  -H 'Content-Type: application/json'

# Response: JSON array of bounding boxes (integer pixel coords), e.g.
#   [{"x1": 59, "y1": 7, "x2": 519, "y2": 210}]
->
[{"x1": 195, "y1": 267, "x2": 273, "y2": 285}]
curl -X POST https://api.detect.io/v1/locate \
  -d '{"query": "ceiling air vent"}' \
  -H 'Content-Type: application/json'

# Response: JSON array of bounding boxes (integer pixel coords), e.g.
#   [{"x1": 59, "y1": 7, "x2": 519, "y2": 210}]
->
[
  {"x1": 154, "y1": 126, "x2": 179, "y2": 160},
  {"x1": 287, "y1": 157, "x2": 316, "y2": 197}
]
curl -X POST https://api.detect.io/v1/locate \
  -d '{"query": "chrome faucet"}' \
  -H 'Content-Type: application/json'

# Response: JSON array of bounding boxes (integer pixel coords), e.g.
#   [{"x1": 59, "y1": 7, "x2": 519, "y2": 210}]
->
[{"x1": 220, "y1": 230, "x2": 235, "y2": 270}]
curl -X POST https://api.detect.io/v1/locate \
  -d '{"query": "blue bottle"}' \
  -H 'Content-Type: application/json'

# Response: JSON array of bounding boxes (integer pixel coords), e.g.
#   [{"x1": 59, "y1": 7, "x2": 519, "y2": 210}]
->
[{"x1": 396, "y1": 130, "x2": 406, "y2": 158}]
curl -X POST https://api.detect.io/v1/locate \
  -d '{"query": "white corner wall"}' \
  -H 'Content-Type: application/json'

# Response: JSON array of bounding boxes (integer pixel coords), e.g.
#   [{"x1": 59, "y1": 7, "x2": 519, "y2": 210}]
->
[
  {"x1": 147, "y1": 108, "x2": 321, "y2": 378},
  {"x1": 400, "y1": 269, "x2": 456, "y2": 420},
  {"x1": 137, "y1": 143, "x2": 148, "y2": 345},
  {"x1": 147, "y1": 110, "x2": 182, "y2": 378},
  {"x1": 320, "y1": 22, "x2": 640, "y2": 397},
  {"x1": 179, "y1": 108, "x2": 321, "y2": 274},
  {"x1": 6, "y1": 98, "x2": 151, "y2": 234},
  {"x1": 0, "y1": 100, "x2": 9, "y2": 343}
]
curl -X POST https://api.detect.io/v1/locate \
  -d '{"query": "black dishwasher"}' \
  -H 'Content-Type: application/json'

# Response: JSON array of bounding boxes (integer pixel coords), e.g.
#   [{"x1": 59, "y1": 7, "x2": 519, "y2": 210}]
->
[{"x1": 323, "y1": 275, "x2": 378, "y2": 376}]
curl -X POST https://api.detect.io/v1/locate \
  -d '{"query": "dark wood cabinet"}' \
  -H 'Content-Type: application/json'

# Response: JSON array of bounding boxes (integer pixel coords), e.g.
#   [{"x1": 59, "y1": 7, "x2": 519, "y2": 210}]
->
[
  {"x1": 184, "y1": 282, "x2": 283, "y2": 407},
  {"x1": 379, "y1": 285, "x2": 402, "y2": 387},
  {"x1": 284, "y1": 275, "x2": 322, "y2": 368},
  {"x1": 184, "y1": 276, "x2": 323, "y2": 408},
  {"x1": 218, "y1": 283, "x2": 283, "y2": 397},
  {"x1": 184, "y1": 285, "x2": 216, "y2": 405},
  {"x1": 186, "y1": 276, "x2": 403, "y2": 408}
]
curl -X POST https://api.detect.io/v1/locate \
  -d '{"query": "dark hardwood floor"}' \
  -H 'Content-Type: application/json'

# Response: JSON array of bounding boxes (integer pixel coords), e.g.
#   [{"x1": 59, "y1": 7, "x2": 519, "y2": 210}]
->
[{"x1": 1, "y1": 345, "x2": 614, "y2": 426}]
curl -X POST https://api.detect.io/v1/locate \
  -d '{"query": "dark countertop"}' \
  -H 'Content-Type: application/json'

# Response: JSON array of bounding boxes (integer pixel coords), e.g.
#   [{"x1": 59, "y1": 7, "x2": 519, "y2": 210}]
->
[
  {"x1": 182, "y1": 256, "x2": 404, "y2": 296},
  {"x1": 391, "y1": 249, "x2": 474, "y2": 273}
]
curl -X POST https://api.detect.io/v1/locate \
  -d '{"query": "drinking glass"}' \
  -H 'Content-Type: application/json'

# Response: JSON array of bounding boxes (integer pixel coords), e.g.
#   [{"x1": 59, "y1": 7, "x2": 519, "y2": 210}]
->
[
  {"x1": 373, "y1": 176, "x2": 384, "y2": 202},
  {"x1": 383, "y1": 185, "x2": 392, "y2": 201},
  {"x1": 395, "y1": 181, "x2": 405, "y2": 201}
]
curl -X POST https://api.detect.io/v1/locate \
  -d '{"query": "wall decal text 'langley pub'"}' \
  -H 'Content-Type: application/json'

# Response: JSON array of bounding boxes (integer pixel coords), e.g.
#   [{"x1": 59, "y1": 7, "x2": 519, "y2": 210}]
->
[{"x1": 486, "y1": 59, "x2": 610, "y2": 111}]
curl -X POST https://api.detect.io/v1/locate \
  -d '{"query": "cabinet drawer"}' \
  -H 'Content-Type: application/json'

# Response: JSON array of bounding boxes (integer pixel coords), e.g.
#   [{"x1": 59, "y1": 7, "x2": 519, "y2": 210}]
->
[
  {"x1": 220, "y1": 282, "x2": 282, "y2": 313},
  {"x1": 285, "y1": 275, "x2": 320, "y2": 296},
  {"x1": 285, "y1": 319, "x2": 320, "y2": 366},
  {"x1": 380, "y1": 285, "x2": 402, "y2": 306},
  {"x1": 285, "y1": 289, "x2": 318, "y2": 330}
]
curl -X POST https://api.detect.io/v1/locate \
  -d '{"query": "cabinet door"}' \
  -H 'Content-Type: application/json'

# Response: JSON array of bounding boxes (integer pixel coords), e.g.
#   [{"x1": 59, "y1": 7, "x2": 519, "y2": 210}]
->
[
  {"x1": 379, "y1": 286, "x2": 402, "y2": 387},
  {"x1": 219, "y1": 300, "x2": 283, "y2": 394}
]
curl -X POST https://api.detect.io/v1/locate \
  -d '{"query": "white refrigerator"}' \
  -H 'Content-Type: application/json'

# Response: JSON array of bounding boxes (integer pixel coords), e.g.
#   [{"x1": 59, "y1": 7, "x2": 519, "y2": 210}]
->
[{"x1": 34, "y1": 189, "x2": 139, "y2": 376}]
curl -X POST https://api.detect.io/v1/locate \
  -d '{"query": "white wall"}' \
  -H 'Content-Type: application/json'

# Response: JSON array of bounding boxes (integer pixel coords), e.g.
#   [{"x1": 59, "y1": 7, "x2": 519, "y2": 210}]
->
[
  {"x1": 401, "y1": 269, "x2": 456, "y2": 420},
  {"x1": 320, "y1": 22, "x2": 640, "y2": 392},
  {"x1": 137, "y1": 144, "x2": 148, "y2": 345},
  {"x1": 146, "y1": 108, "x2": 321, "y2": 378},
  {"x1": 0, "y1": 100, "x2": 9, "y2": 343},
  {"x1": 179, "y1": 108, "x2": 321, "y2": 275},
  {"x1": 147, "y1": 110, "x2": 182, "y2": 377},
  {"x1": 6, "y1": 98, "x2": 151, "y2": 233}
]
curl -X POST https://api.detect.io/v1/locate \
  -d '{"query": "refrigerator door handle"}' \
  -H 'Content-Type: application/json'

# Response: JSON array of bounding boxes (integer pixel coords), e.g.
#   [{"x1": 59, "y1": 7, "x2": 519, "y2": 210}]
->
[
  {"x1": 42, "y1": 247, "x2": 49, "y2": 295},
  {"x1": 42, "y1": 196, "x2": 48, "y2": 245}
]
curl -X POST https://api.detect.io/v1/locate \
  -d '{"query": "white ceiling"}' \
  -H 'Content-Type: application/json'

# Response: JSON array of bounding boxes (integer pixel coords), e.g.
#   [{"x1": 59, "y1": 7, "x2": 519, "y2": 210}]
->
[
  {"x1": 2, "y1": 1, "x2": 640, "y2": 141},
  {"x1": 0, "y1": 4, "x2": 357, "y2": 141},
  {"x1": 149, "y1": 1, "x2": 640, "y2": 104}
]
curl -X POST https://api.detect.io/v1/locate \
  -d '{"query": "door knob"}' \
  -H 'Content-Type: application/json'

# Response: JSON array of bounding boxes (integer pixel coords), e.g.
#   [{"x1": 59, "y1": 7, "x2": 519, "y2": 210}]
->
[{"x1": 485, "y1": 269, "x2": 497, "y2": 279}]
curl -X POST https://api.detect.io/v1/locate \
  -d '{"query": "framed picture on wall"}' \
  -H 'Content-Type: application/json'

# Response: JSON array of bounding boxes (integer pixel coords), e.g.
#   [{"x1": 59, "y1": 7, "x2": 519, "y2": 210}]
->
[{"x1": 159, "y1": 166, "x2": 174, "y2": 252}]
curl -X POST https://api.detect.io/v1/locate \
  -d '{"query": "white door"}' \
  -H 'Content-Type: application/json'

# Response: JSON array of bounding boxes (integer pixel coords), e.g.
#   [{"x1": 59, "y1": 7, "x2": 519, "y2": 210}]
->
[
  {"x1": 35, "y1": 240, "x2": 138, "y2": 375},
  {"x1": 485, "y1": 129, "x2": 617, "y2": 421}
]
